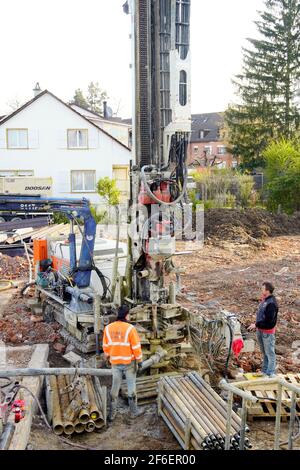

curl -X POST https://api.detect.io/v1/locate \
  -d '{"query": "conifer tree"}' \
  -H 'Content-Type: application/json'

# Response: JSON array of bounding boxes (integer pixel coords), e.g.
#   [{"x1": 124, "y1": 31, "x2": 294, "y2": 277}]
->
[
  {"x1": 226, "y1": 0, "x2": 300, "y2": 169},
  {"x1": 72, "y1": 88, "x2": 89, "y2": 109}
]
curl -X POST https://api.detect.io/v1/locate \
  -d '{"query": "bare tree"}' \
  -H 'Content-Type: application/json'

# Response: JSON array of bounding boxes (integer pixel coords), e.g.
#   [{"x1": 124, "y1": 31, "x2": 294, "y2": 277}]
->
[{"x1": 6, "y1": 95, "x2": 23, "y2": 111}]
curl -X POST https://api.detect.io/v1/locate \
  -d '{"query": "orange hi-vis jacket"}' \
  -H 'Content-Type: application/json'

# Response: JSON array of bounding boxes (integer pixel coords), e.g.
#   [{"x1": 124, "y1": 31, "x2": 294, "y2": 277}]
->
[{"x1": 102, "y1": 321, "x2": 143, "y2": 365}]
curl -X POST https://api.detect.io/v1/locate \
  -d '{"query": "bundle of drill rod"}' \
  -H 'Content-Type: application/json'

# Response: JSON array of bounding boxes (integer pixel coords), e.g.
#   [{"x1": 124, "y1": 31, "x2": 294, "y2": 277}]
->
[
  {"x1": 47, "y1": 375, "x2": 106, "y2": 436},
  {"x1": 158, "y1": 372, "x2": 252, "y2": 450}
]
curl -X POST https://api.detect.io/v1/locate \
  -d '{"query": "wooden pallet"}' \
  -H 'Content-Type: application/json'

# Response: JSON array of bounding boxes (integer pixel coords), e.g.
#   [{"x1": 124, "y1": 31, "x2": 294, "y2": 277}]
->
[
  {"x1": 120, "y1": 372, "x2": 183, "y2": 405},
  {"x1": 236, "y1": 373, "x2": 300, "y2": 420}
]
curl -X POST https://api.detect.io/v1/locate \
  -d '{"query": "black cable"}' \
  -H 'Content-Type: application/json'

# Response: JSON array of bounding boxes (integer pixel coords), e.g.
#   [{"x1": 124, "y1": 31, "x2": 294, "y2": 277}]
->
[{"x1": 0, "y1": 378, "x2": 12, "y2": 389}]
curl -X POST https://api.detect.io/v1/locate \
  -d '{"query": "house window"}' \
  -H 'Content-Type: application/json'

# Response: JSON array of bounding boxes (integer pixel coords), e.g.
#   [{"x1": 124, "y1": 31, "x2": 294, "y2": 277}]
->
[
  {"x1": 199, "y1": 130, "x2": 210, "y2": 139},
  {"x1": 71, "y1": 170, "x2": 96, "y2": 192},
  {"x1": 7, "y1": 129, "x2": 28, "y2": 149},
  {"x1": 204, "y1": 146, "x2": 212, "y2": 156},
  {"x1": 217, "y1": 146, "x2": 226, "y2": 155},
  {"x1": 67, "y1": 129, "x2": 88, "y2": 149},
  {"x1": 179, "y1": 70, "x2": 187, "y2": 106}
]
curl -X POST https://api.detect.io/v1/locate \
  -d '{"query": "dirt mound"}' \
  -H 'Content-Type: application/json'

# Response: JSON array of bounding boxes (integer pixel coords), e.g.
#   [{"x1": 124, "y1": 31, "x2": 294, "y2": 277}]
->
[
  {"x1": 205, "y1": 209, "x2": 300, "y2": 244},
  {"x1": 0, "y1": 253, "x2": 29, "y2": 280}
]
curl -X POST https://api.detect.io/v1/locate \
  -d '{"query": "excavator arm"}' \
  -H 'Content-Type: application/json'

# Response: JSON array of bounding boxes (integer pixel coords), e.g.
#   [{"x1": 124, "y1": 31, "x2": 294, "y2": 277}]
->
[{"x1": 0, "y1": 195, "x2": 97, "y2": 288}]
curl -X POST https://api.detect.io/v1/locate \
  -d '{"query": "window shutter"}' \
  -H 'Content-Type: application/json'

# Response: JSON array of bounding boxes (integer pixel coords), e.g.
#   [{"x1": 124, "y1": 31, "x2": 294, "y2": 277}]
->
[
  {"x1": 89, "y1": 129, "x2": 99, "y2": 149},
  {"x1": 58, "y1": 130, "x2": 68, "y2": 149},
  {"x1": 28, "y1": 129, "x2": 39, "y2": 149},
  {"x1": 0, "y1": 129, "x2": 6, "y2": 148}
]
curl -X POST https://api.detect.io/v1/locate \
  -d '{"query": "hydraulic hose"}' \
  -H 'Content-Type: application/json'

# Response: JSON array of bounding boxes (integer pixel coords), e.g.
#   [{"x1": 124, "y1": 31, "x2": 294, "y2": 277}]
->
[
  {"x1": 0, "y1": 280, "x2": 14, "y2": 291},
  {"x1": 141, "y1": 165, "x2": 188, "y2": 207}
]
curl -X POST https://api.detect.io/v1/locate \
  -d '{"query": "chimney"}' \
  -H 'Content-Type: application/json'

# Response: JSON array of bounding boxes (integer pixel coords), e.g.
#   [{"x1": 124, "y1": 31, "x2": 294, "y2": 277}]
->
[
  {"x1": 103, "y1": 101, "x2": 108, "y2": 119},
  {"x1": 33, "y1": 82, "x2": 41, "y2": 97}
]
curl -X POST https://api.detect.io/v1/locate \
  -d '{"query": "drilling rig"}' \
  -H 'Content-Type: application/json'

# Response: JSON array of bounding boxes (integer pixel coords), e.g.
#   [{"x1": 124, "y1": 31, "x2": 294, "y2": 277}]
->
[
  {"x1": 0, "y1": 1, "x2": 250, "y2": 372},
  {"x1": 121, "y1": 0, "x2": 193, "y2": 369}
]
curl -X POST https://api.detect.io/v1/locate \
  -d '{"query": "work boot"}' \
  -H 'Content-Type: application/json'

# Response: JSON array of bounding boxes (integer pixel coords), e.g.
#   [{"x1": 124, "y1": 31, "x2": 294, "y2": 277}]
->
[
  {"x1": 108, "y1": 396, "x2": 118, "y2": 422},
  {"x1": 128, "y1": 395, "x2": 144, "y2": 419}
]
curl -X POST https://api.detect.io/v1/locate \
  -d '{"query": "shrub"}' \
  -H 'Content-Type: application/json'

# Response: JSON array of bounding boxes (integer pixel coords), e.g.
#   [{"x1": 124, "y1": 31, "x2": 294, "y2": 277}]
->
[
  {"x1": 263, "y1": 140, "x2": 300, "y2": 213},
  {"x1": 191, "y1": 169, "x2": 256, "y2": 209}
]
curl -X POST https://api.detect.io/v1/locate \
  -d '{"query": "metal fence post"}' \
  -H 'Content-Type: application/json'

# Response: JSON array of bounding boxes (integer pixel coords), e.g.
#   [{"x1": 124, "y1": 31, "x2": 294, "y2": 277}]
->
[
  {"x1": 274, "y1": 383, "x2": 283, "y2": 450},
  {"x1": 288, "y1": 392, "x2": 297, "y2": 451},
  {"x1": 225, "y1": 391, "x2": 233, "y2": 450},
  {"x1": 239, "y1": 398, "x2": 248, "y2": 450}
]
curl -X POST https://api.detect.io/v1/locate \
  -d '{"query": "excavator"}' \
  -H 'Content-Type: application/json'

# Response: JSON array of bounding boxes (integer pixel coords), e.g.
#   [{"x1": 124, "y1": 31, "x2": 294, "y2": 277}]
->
[{"x1": 0, "y1": 0, "x2": 249, "y2": 371}]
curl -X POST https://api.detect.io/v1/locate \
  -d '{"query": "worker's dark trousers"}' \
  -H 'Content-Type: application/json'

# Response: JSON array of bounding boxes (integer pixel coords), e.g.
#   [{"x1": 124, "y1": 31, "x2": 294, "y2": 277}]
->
[
  {"x1": 257, "y1": 331, "x2": 276, "y2": 376},
  {"x1": 111, "y1": 362, "x2": 137, "y2": 400}
]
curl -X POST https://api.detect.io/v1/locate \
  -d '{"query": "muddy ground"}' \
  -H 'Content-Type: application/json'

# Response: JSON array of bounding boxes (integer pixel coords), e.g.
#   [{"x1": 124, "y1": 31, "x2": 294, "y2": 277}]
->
[
  {"x1": 176, "y1": 235, "x2": 300, "y2": 375},
  {"x1": 1, "y1": 208, "x2": 300, "y2": 450},
  {"x1": 26, "y1": 233, "x2": 300, "y2": 450}
]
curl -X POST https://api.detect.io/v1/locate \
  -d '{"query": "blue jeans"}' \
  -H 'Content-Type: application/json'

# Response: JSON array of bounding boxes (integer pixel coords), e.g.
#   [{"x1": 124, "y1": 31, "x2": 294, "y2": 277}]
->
[
  {"x1": 111, "y1": 362, "x2": 137, "y2": 400},
  {"x1": 256, "y1": 330, "x2": 276, "y2": 376}
]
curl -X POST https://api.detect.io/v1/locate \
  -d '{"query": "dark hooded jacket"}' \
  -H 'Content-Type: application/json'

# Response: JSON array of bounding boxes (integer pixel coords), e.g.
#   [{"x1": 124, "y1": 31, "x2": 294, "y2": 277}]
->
[{"x1": 256, "y1": 295, "x2": 278, "y2": 330}]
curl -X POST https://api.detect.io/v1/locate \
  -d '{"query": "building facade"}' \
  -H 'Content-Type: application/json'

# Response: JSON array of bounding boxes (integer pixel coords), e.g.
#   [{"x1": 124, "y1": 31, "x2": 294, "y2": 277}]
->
[
  {"x1": 0, "y1": 91, "x2": 131, "y2": 206},
  {"x1": 188, "y1": 112, "x2": 236, "y2": 169}
]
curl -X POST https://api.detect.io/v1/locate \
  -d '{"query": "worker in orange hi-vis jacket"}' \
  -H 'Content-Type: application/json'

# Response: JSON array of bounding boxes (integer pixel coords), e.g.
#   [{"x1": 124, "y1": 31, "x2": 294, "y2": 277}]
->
[{"x1": 103, "y1": 305, "x2": 144, "y2": 421}]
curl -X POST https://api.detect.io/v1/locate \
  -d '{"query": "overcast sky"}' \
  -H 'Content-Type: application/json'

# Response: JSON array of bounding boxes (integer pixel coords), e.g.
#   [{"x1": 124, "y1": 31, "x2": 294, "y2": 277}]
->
[{"x1": 0, "y1": 0, "x2": 264, "y2": 117}]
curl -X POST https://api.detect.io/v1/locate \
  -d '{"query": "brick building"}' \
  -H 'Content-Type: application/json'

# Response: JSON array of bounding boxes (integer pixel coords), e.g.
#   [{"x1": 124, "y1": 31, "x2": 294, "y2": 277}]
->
[{"x1": 188, "y1": 112, "x2": 236, "y2": 168}]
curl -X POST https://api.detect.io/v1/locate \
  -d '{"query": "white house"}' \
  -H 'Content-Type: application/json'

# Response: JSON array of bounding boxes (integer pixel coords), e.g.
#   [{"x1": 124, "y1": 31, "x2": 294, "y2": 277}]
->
[{"x1": 0, "y1": 90, "x2": 131, "y2": 205}]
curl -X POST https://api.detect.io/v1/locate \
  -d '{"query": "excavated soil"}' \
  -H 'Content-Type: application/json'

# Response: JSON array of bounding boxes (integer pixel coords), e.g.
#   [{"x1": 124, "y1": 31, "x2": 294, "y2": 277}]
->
[{"x1": 204, "y1": 209, "x2": 300, "y2": 245}]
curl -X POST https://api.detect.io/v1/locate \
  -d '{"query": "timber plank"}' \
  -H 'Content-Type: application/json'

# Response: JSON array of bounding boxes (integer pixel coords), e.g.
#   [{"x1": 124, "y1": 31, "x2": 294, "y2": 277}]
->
[{"x1": 8, "y1": 344, "x2": 49, "y2": 450}]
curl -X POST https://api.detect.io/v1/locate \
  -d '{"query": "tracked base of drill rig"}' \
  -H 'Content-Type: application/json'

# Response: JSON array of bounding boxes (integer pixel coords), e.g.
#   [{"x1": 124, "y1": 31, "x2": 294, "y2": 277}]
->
[{"x1": 37, "y1": 286, "x2": 192, "y2": 369}]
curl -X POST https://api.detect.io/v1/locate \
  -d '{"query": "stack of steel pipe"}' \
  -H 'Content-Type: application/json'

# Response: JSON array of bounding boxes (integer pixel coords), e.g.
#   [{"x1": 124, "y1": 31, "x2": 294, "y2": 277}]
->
[
  {"x1": 121, "y1": 372, "x2": 183, "y2": 404},
  {"x1": 48, "y1": 375, "x2": 106, "y2": 436},
  {"x1": 158, "y1": 372, "x2": 252, "y2": 451}
]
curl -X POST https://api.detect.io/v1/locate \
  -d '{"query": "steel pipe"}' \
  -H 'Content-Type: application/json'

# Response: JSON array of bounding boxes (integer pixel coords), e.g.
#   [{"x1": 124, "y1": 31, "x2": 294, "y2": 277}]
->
[
  {"x1": 0, "y1": 368, "x2": 112, "y2": 378},
  {"x1": 219, "y1": 379, "x2": 258, "y2": 404},
  {"x1": 0, "y1": 423, "x2": 15, "y2": 450},
  {"x1": 57, "y1": 375, "x2": 74, "y2": 436},
  {"x1": 87, "y1": 377, "x2": 101, "y2": 421},
  {"x1": 158, "y1": 373, "x2": 252, "y2": 451},
  {"x1": 49, "y1": 376, "x2": 64, "y2": 436},
  {"x1": 288, "y1": 392, "x2": 297, "y2": 450},
  {"x1": 74, "y1": 420, "x2": 85, "y2": 434},
  {"x1": 274, "y1": 383, "x2": 283, "y2": 450},
  {"x1": 188, "y1": 373, "x2": 242, "y2": 432},
  {"x1": 85, "y1": 420, "x2": 96, "y2": 433},
  {"x1": 140, "y1": 349, "x2": 168, "y2": 372}
]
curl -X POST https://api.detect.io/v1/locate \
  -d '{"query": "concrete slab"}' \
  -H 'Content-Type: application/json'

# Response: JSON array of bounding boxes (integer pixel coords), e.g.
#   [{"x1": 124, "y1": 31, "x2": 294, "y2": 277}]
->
[{"x1": 62, "y1": 351, "x2": 82, "y2": 366}]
